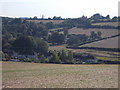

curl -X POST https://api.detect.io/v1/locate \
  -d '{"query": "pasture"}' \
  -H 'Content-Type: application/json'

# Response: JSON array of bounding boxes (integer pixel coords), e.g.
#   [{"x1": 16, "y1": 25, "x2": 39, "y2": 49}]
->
[
  {"x1": 68, "y1": 27, "x2": 119, "y2": 38},
  {"x1": 2, "y1": 61, "x2": 118, "y2": 88}
]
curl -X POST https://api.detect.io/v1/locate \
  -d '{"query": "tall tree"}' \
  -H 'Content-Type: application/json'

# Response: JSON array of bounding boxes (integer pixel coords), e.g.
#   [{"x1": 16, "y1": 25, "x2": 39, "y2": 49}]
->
[
  {"x1": 67, "y1": 50, "x2": 74, "y2": 63},
  {"x1": 59, "y1": 49, "x2": 68, "y2": 63},
  {"x1": 34, "y1": 38, "x2": 48, "y2": 55},
  {"x1": 97, "y1": 31, "x2": 102, "y2": 39},
  {"x1": 50, "y1": 50, "x2": 61, "y2": 63}
]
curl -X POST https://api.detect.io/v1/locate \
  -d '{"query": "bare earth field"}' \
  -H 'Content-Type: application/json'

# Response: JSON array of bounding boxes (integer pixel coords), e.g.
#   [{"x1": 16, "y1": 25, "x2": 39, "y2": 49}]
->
[
  {"x1": 68, "y1": 27, "x2": 119, "y2": 38},
  {"x1": 27, "y1": 20, "x2": 64, "y2": 24},
  {"x1": 2, "y1": 61, "x2": 118, "y2": 88},
  {"x1": 80, "y1": 36, "x2": 120, "y2": 49}
]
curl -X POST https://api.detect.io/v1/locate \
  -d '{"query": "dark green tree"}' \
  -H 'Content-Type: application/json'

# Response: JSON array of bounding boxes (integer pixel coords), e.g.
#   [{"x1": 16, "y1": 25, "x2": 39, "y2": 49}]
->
[
  {"x1": 50, "y1": 50, "x2": 61, "y2": 63},
  {"x1": 34, "y1": 38, "x2": 48, "y2": 55},
  {"x1": 59, "y1": 49, "x2": 68, "y2": 63},
  {"x1": 67, "y1": 35, "x2": 80, "y2": 45},
  {"x1": 51, "y1": 32, "x2": 65, "y2": 44},
  {"x1": 97, "y1": 31, "x2": 102, "y2": 39},
  {"x1": 12, "y1": 36, "x2": 35, "y2": 55},
  {"x1": 67, "y1": 50, "x2": 74, "y2": 64}
]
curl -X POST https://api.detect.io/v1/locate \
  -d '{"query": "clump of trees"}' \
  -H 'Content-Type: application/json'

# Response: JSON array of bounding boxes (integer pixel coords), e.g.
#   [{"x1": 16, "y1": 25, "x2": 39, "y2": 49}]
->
[
  {"x1": 12, "y1": 36, "x2": 48, "y2": 55},
  {"x1": 90, "y1": 31, "x2": 102, "y2": 40},
  {"x1": 67, "y1": 35, "x2": 80, "y2": 45},
  {"x1": 67, "y1": 31, "x2": 102, "y2": 46},
  {"x1": 49, "y1": 32, "x2": 65, "y2": 44},
  {"x1": 49, "y1": 50, "x2": 75, "y2": 64}
]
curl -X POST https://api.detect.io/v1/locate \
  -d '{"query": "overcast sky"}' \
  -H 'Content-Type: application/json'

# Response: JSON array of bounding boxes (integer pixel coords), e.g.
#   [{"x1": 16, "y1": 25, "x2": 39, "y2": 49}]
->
[{"x1": 0, "y1": 0, "x2": 119, "y2": 18}]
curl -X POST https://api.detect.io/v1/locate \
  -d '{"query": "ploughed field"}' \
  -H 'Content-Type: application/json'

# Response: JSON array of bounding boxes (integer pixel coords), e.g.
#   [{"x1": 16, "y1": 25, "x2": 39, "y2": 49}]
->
[{"x1": 2, "y1": 61, "x2": 118, "y2": 88}]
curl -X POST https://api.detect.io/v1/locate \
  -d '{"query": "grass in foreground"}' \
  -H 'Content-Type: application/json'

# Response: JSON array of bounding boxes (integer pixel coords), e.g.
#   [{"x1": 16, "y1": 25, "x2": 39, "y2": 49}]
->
[{"x1": 2, "y1": 61, "x2": 118, "y2": 88}]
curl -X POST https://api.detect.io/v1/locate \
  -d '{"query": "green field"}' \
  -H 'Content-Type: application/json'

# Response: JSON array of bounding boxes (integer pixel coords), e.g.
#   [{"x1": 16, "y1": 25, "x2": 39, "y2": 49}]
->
[{"x1": 2, "y1": 61, "x2": 118, "y2": 88}]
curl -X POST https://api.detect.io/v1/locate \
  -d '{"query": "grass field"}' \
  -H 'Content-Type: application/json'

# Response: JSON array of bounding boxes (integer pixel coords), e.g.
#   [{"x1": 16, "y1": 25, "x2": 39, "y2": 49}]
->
[
  {"x1": 2, "y1": 61, "x2": 118, "y2": 88},
  {"x1": 68, "y1": 27, "x2": 119, "y2": 38}
]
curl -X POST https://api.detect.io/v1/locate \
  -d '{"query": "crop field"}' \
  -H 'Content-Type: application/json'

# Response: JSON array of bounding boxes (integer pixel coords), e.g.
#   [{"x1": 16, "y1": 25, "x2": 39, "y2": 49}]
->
[
  {"x1": 27, "y1": 20, "x2": 64, "y2": 24},
  {"x1": 2, "y1": 61, "x2": 118, "y2": 88},
  {"x1": 92, "y1": 22, "x2": 119, "y2": 27},
  {"x1": 68, "y1": 27, "x2": 119, "y2": 38},
  {"x1": 79, "y1": 36, "x2": 119, "y2": 49}
]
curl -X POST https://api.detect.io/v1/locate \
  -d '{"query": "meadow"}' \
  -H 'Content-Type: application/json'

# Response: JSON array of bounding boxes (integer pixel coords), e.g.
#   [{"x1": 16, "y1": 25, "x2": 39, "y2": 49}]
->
[{"x1": 2, "y1": 61, "x2": 118, "y2": 88}]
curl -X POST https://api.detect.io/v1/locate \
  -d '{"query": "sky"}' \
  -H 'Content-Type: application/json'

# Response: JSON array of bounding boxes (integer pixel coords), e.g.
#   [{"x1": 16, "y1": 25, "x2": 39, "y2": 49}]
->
[{"x1": 0, "y1": 0, "x2": 119, "y2": 18}]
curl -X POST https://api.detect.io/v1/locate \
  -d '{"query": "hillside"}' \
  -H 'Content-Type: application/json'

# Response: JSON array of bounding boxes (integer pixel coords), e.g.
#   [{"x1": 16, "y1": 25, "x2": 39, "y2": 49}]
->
[
  {"x1": 68, "y1": 27, "x2": 119, "y2": 38},
  {"x1": 79, "y1": 36, "x2": 120, "y2": 49}
]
